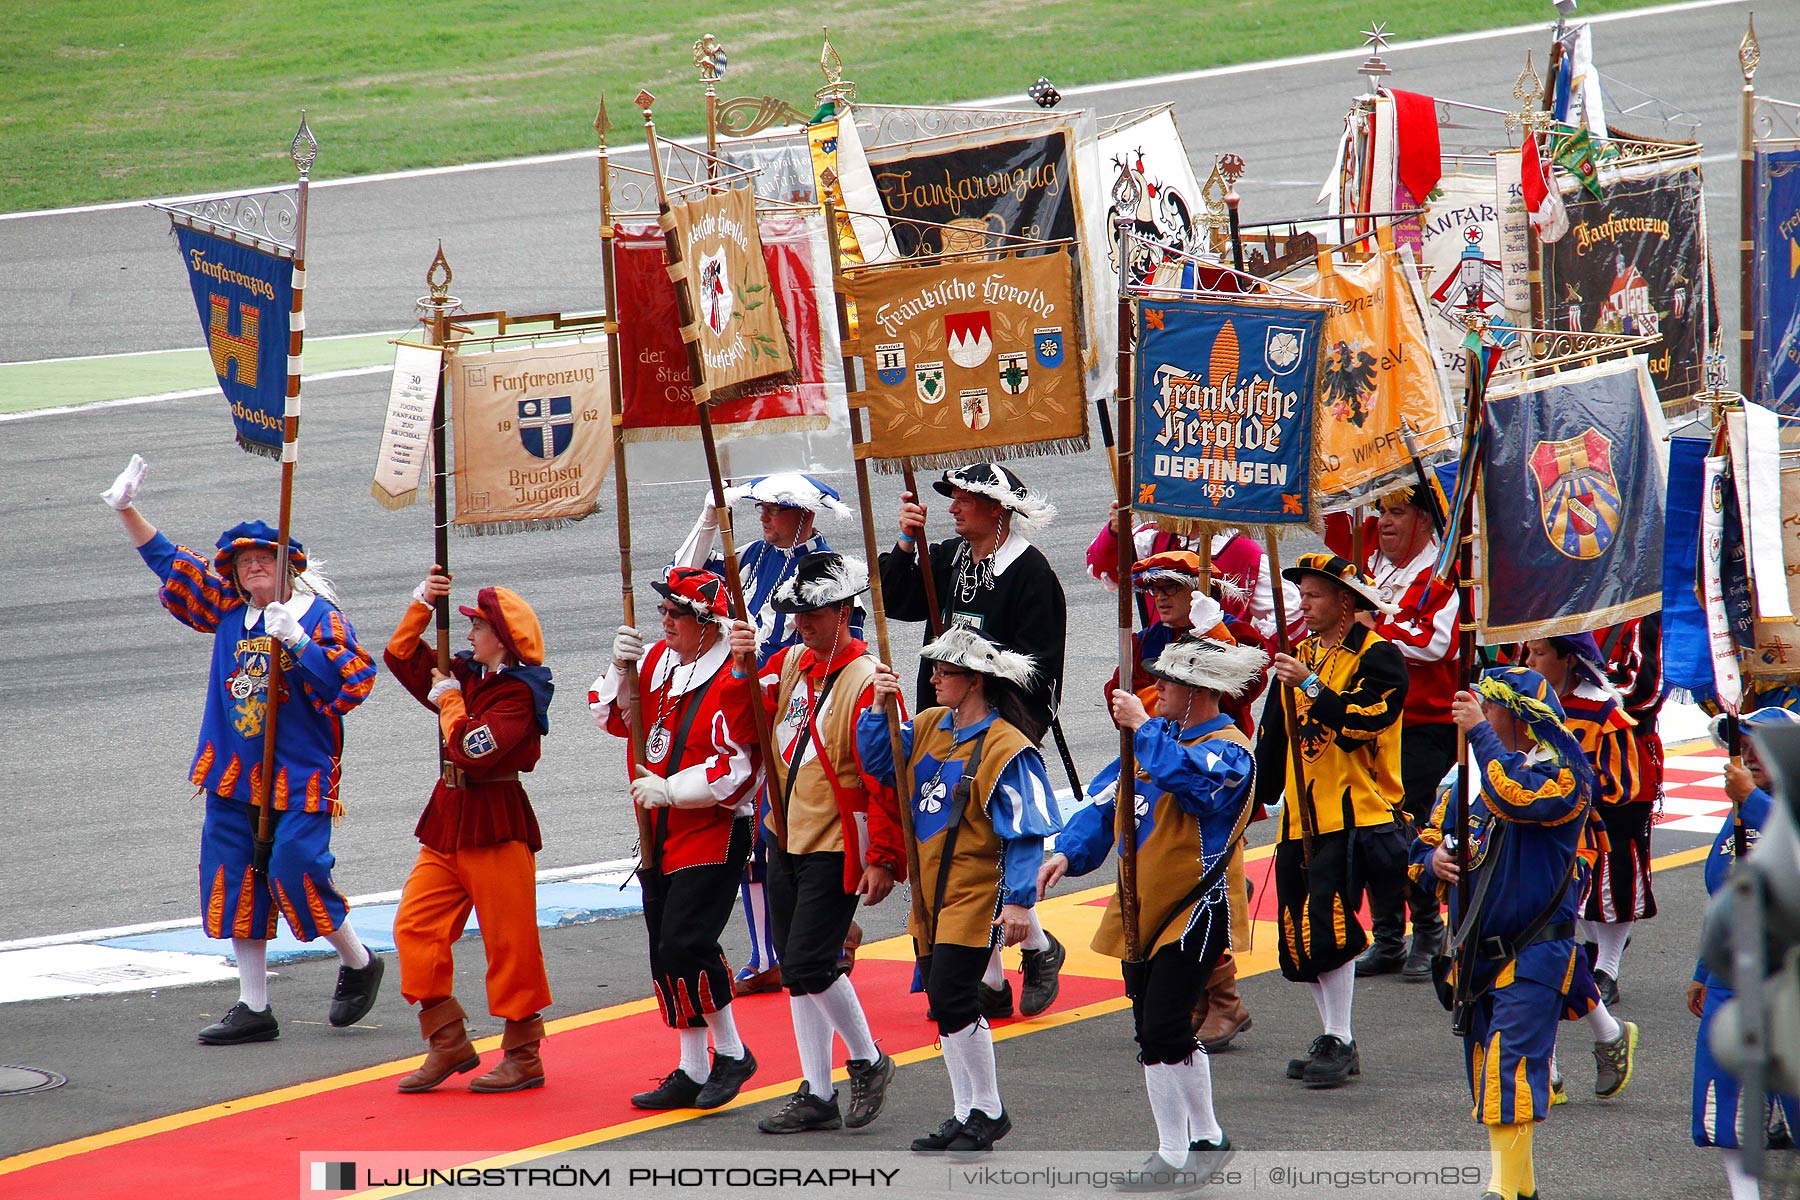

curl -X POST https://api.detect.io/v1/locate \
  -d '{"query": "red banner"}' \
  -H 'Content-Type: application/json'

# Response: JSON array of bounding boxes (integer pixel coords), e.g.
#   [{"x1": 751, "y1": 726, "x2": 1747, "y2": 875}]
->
[{"x1": 616, "y1": 215, "x2": 831, "y2": 441}]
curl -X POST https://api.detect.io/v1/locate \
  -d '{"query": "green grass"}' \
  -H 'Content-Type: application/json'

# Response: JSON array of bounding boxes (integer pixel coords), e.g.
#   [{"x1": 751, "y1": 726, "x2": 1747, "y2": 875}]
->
[{"x1": 4, "y1": 0, "x2": 1665, "y2": 213}]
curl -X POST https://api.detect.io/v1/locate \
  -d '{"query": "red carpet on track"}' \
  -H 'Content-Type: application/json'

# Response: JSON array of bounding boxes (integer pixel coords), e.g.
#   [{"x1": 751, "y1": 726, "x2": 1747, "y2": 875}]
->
[{"x1": 6, "y1": 957, "x2": 1127, "y2": 1199}]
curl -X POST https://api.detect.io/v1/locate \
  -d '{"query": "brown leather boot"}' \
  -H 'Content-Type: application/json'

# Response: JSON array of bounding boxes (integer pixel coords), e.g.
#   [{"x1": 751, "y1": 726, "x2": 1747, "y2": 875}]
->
[
  {"x1": 469, "y1": 1014, "x2": 546, "y2": 1093},
  {"x1": 396, "y1": 997, "x2": 480, "y2": 1093},
  {"x1": 1197, "y1": 954, "x2": 1252, "y2": 1053}
]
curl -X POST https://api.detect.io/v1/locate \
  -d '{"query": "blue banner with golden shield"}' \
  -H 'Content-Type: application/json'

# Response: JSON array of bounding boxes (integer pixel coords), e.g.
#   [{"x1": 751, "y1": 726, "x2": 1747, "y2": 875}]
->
[{"x1": 173, "y1": 225, "x2": 293, "y2": 457}]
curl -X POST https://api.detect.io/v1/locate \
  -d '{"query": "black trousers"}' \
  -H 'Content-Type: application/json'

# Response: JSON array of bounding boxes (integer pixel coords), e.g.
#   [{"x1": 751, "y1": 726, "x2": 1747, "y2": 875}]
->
[
  {"x1": 640, "y1": 817, "x2": 750, "y2": 1028},
  {"x1": 1274, "y1": 828, "x2": 1369, "y2": 981},
  {"x1": 922, "y1": 942, "x2": 992, "y2": 1036},
  {"x1": 1122, "y1": 900, "x2": 1229, "y2": 1064},
  {"x1": 765, "y1": 844, "x2": 859, "y2": 996},
  {"x1": 1371, "y1": 722, "x2": 1458, "y2": 926}
]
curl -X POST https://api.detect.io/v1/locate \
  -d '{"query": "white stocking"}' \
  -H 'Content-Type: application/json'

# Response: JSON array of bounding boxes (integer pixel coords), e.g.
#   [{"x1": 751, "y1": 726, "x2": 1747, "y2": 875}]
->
[
  {"x1": 232, "y1": 939, "x2": 269, "y2": 1010},
  {"x1": 813, "y1": 975, "x2": 879, "y2": 1062}
]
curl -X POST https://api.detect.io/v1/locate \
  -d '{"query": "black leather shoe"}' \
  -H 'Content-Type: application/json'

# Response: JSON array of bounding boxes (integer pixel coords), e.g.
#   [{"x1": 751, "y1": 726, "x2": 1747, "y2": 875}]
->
[
  {"x1": 328, "y1": 955, "x2": 385, "y2": 1028},
  {"x1": 631, "y1": 1068, "x2": 704, "y2": 1110},
  {"x1": 944, "y1": 1107, "x2": 1012, "y2": 1151},
  {"x1": 1594, "y1": 968, "x2": 1620, "y2": 1007},
  {"x1": 978, "y1": 980, "x2": 1014, "y2": 1019},
  {"x1": 844, "y1": 1052, "x2": 895, "y2": 1128},
  {"x1": 1355, "y1": 943, "x2": 1406, "y2": 977},
  {"x1": 1287, "y1": 1034, "x2": 1331, "y2": 1079},
  {"x1": 1115, "y1": 1152, "x2": 1195, "y2": 1192},
  {"x1": 1019, "y1": 932, "x2": 1066, "y2": 1017},
  {"x1": 1301, "y1": 1036, "x2": 1360, "y2": 1088},
  {"x1": 911, "y1": 1117, "x2": 965, "y2": 1152},
  {"x1": 757, "y1": 1082, "x2": 842, "y2": 1133},
  {"x1": 199, "y1": 1002, "x2": 280, "y2": 1045},
  {"x1": 1189, "y1": 1132, "x2": 1236, "y2": 1175},
  {"x1": 1402, "y1": 939, "x2": 1436, "y2": 982},
  {"x1": 694, "y1": 1048, "x2": 757, "y2": 1109}
]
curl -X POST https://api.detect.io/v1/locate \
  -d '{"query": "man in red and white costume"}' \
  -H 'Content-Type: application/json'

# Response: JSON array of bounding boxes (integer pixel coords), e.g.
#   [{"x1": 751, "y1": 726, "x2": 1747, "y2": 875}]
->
[
  {"x1": 1343, "y1": 486, "x2": 1459, "y2": 981},
  {"x1": 1087, "y1": 507, "x2": 1303, "y2": 644},
  {"x1": 591, "y1": 566, "x2": 766, "y2": 1112}
]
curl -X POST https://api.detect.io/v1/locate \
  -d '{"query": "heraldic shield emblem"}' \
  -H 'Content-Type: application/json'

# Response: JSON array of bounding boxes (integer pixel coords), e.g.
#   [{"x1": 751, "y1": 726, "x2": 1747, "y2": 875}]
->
[
  {"x1": 698, "y1": 247, "x2": 733, "y2": 335},
  {"x1": 876, "y1": 342, "x2": 908, "y2": 387},
  {"x1": 1528, "y1": 428, "x2": 1622, "y2": 560},
  {"x1": 916, "y1": 361, "x2": 946, "y2": 405},
  {"x1": 518, "y1": 396, "x2": 575, "y2": 459},
  {"x1": 1034, "y1": 326, "x2": 1065, "y2": 368}
]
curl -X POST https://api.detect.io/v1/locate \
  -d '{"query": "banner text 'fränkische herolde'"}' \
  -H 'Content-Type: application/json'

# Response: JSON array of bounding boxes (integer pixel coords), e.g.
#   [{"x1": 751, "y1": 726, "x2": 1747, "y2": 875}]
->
[
  {"x1": 449, "y1": 341, "x2": 613, "y2": 533},
  {"x1": 1133, "y1": 298, "x2": 1328, "y2": 529}
]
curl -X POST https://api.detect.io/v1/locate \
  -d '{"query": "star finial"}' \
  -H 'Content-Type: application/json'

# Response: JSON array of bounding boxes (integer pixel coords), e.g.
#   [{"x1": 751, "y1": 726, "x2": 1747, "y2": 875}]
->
[{"x1": 1361, "y1": 21, "x2": 1390, "y2": 53}]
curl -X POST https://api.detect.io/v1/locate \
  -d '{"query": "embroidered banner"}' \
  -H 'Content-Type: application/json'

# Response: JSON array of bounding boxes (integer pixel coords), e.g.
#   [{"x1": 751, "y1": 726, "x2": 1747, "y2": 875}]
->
[
  {"x1": 1419, "y1": 171, "x2": 1530, "y2": 397},
  {"x1": 1096, "y1": 107, "x2": 1204, "y2": 290},
  {"x1": 1476, "y1": 356, "x2": 1668, "y2": 641},
  {"x1": 1754, "y1": 147, "x2": 1800, "y2": 414},
  {"x1": 172, "y1": 224, "x2": 294, "y2": 458},
  {"x1": 1132, "y1": 297, "x2": 1329, "y2": 530},
  {"x1": 449, "y1": 341, "x2": 612, "y2": 534},
  {"x1": 664, "y1": 183, "x2": 795, "y2": 401},
  {"x1": 371, "y1": 341, "x2": 443, "y2": 510},
  {"x1": 616, "y1": 214, "x2": 834, "y2": 442},
  {"x1": 866, "y1": 125, "x2": 1077, "y2": 260},
  {"x1": 1305, "y1": 236, "x2": 1456, "y2": 512},
  {"x1": 846, "y1": 247, "x2": 1084, "y2": 468},
  {"x1": 1539, "y1": 158, "x2": 1716, "y2": 414},
  {"x1": 806, "y1": 110, "x2": 892, "y2": 266}
]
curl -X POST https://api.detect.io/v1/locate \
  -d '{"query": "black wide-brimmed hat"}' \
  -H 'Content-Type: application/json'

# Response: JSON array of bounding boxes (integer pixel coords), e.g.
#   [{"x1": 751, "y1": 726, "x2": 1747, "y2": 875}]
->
[
  {"x1": 931, "y1": 462, "x2": 1056, "y2": 530},
  {"x1": 769, "y1": 551, "x2": 870, "y2": 614},
  {"x1": 1281, "y1": 552, "x2": 1398, "y2": 615}
]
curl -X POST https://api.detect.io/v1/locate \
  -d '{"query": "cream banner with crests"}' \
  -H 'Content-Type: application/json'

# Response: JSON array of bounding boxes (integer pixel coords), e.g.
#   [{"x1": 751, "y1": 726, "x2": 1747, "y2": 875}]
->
[{"x1": 449, "y1": 341, "x2": 612, "y2": 534}]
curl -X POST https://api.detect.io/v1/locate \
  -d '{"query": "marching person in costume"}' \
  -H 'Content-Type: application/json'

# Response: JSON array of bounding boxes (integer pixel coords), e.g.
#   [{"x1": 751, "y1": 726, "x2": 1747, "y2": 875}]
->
[
  {"x1": 385, "y1": 568, "x2": 555, "y2": 1093},
  {"x1": 1523, "y1": 633, "x2": 1653, "y2": 1006},
  {"x1": 1041, "y1": 635, "x2": 1266, "y2": 1179},
  {"x1": 591, "y1": 566, "x2": 764, "y2": 1111},
  {"x1": 1087, "y1": 505, "x2": 1304, "y2": 643},
  {"x1": 882, "y1": 461, "x2": 1068, "y2": 1020},
  {"x1": 1351, "y1": 485, "x2": 1458, "y2": 982},
  {"x1": 857, "y1": 627, "x2": 1062, "y2": 1153},
  {"x1": 729, "y1": 552, "x2": 902, "y2": 1135},
  {"x1": 1254, "y1": 552, "x2": 1409, "y2": 1088},
  {"x1": 1413, "y1": 667, "x2": 1599, "y2": 1200},
  {"x1": 102, "y1": 454, "x2": 382, "y2": 1045},
  {"x1": 1105, "y1": 550, "x2": 1270, "y2": 1052},
  {"x1": 674, "y1": 473, "x2": 862, "y2": 995},
  {"x1": 1692, "y1": 707, "x2": 1800, "y2": 1200}
]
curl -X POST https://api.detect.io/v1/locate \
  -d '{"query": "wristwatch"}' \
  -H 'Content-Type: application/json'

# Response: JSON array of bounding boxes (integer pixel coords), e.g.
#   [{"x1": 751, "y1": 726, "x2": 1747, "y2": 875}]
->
[{"x1": 1300, "y1": 673, "x2": 1322, "y2": 700}]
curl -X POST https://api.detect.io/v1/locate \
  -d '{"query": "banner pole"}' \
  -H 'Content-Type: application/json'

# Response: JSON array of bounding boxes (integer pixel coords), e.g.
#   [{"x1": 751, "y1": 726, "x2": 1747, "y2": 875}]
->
[
  {"x1": 1111, "y1": 163, "x2": 1142, "y2": 963},
  {"x1": 414, "y1": 243, "x2": 460, "y2": 791},
  {"x1": 251, "y1": 114, "x2": 317, "y2": 881},
  {"x1": 1264, "y1": 534, "x2": 1317, "y2": 867},
  {"x1": 1739, "y1": 16, "x2": 1760, "y2": 399},
  {"x1": 823, "y1": 198, "x2": 924, "y2": 921},
  {"x1": 596, "y1": 98, "x2": 657, "y2": 870},
  {"x1": 638, "y1": 90, "x2": 785, "y2": 843}
]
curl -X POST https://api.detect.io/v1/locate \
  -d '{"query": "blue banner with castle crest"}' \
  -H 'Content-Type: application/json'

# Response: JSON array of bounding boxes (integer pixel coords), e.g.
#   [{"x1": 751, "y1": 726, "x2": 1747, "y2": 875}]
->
[
  {"x1": 1755, "y1": 147, "x2": 1800, "y2": 414},
  {"x1": 173, "y1": 224, "x2": 293, "y2": 457},
  {"x1": 1132, "y1": 298, "x2": 1327, "y2": 528},
  {"x1": 1476, "y1": 356, "x2": 1666, "y2": 641}
]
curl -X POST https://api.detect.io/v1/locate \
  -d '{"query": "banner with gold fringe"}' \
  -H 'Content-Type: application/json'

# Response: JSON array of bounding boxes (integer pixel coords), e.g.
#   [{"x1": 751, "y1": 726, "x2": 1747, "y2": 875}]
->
[{"x1": 662, "y1": 183, "x2": 795, "y2": 401}]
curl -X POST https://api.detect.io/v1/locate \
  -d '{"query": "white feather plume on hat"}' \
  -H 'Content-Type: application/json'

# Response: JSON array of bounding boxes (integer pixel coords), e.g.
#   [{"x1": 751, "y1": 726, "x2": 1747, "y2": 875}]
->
[
  {"x1": 769, "y1": 553, "x2": 870, "y2": 613},
  {"x1": 919, "y1": 624, "x2": 1038, "y2": 688},
  {"x1": 1147, "y1": 637, "x2": 1270, "y2": 697},
  {"x1": 722, "y1": 472, "x2": 851, "y2": 518},
  {"x1": 934, "y1": 463, "x2": 1057, "y2": 533}
]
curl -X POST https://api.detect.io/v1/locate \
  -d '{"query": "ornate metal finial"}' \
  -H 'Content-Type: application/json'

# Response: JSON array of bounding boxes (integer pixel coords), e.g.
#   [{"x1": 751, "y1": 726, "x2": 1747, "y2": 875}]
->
[
  {"x1": 427, "y1": 241, "x2": 452, "y2": 302},
  {"x1": 1358, "y1": 21, "x2": 1393, "y2": 80},
  {"x1": 694, "y1": 34, "x2": 728, "y2": 87},
  {"x1": 1217, "y1": 153, "x2": 1246, "y2": 190},
  {"x1": 594, "y1": 93, "x2": 612, "y2": 147},
  {"x1": 1507, "y1": 51, "x2": 1548, "y2": 135},
  {"x1": 290, "y1": 110, "x2": 319, "y2": 178},
  {"x1": 816, "y1": 26, "x2": 856, "y2": 105},
  {"x1": 636, "y1": 89, "x2": 656, "y2": 118},
  {"x1": 1741, "y1": 13, "x2": 1760, "y2": 84},
  {"x1": 1111, "y1": 154, "x2": 1143, "y2": 218}
]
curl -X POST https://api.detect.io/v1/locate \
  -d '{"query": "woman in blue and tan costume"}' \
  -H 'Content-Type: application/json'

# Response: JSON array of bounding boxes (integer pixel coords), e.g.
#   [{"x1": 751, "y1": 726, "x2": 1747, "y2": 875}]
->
[
  {"x1": 1040, "y1": 634, "x2": 1267, "y2": 1185},
  {"x1": 1691, "y1": 706, "x2": 1800, "y2": 1200},
  {"x1": 1411, "y1": 666, "x2": 1599, "y2": 1200}
]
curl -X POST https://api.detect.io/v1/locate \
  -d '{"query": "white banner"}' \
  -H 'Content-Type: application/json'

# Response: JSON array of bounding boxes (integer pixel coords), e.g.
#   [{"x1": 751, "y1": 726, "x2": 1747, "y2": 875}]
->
[
  {"x1": 371, "y1": 341, "x2": 443, "y2": 510},
  {"x1": 1701, "y1": 454, "x2": 1744, "y2": 710},
  {"x1": 1743, "y1": 400, "x2": 1793, "y2": 619},
  {"x1": 1493, "y1": 149, "x2": 1531, "y2": 316}
]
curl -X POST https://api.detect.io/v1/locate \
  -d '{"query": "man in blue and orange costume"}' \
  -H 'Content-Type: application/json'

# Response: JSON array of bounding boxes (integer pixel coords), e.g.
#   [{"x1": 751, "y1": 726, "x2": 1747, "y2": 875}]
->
[
  {"x1": 1691, "y1": 707, "x2": 1800, "y2": 1200},
  {"x1": 1412, "y1": 666, "x2": 1600, "y2": 1200},
  {"x1": 384, "y1": 567, "x2": 555, "y2": 1093},
  {"x1": 102, "y1": 454, "x2": 381, "y2": 1046},
  {"x1": 590, "y1": 565, "x2": 766, "y2": 1112},
  {"x1": 1041, "y1": 634, "x2": 1267, "y2": 1185}
]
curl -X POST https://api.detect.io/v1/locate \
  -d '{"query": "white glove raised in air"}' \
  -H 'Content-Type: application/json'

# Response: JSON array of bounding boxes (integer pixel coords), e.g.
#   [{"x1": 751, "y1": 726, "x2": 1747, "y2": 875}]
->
[
  {"x1": 613, "y1": 624, "x2": 645, "y2": 666},
  {"x1": 263, "y1": 597, "x2": 310, "y2": 648},
  {"x1": 631, "y1": 765, "x2": 673, "y2": 809},
  {"x1": 101, "y1": 454, "x2": 148, "y2": 511}
]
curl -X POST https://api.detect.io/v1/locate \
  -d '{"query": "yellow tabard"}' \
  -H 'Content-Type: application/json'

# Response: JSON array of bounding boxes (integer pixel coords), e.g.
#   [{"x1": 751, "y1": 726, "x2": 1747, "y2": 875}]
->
[
  {"x1": 1278, "y1": 624, "x2": 1406, "y2": 841},
  {"x1": 766, "y1": 651, "x2": 878, "y2": 856},
  {"x1": 1094, "y1": 723, "x2": 1252, "y2": 960},
  {"x1": 906, "y1": 710, "x2": 1034, "y2": 953}
]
